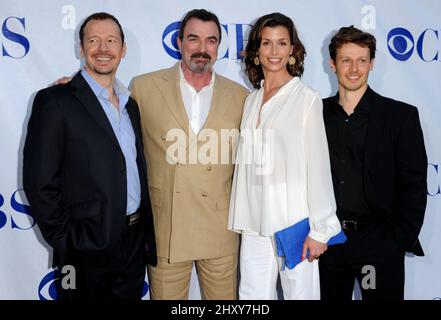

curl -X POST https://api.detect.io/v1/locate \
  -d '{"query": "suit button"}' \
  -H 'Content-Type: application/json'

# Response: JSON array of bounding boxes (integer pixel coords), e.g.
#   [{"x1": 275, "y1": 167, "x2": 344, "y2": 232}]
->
[
  {"x1": 207, "y1": 166, "x2": 212, "y2": 171},
  {"x1": 202, "y1": 192, "x2": 208, "y2": 197},
  {"x1": 340, "y1": 180, "x2": 345, "y2": 185},
  {"x1": 161, "y1": 135, "x2": 166, "y2": 141}
]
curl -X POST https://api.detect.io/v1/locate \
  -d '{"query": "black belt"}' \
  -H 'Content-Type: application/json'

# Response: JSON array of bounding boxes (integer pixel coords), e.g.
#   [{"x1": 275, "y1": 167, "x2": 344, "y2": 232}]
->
[
  {"x1": 341, "y1": 220, "x2": 363, "y2": 231},
  {"x1": 126, "y1": 210, "x2": 141, "y2": 226},
  {"x1": 340, "y1": 216, "x2": 382, "y2": 231}
]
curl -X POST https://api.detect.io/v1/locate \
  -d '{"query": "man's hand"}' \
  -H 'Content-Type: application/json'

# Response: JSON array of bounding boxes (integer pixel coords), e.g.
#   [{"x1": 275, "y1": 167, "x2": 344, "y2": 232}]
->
[{"x1": 302, "y1": 236, "x2": 327, "y2": 262}]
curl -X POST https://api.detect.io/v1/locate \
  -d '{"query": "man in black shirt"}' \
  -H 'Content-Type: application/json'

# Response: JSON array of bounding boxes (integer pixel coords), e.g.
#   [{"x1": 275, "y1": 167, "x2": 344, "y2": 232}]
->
[{"x1": 319, "y1": 26, "x2": 427, "y2": 300}]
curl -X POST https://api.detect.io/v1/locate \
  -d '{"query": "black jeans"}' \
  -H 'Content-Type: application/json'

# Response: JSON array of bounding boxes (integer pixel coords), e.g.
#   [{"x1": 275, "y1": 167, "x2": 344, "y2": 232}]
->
[{"x1": 319, "y1": 221, "x2": 405, "y2": 300}]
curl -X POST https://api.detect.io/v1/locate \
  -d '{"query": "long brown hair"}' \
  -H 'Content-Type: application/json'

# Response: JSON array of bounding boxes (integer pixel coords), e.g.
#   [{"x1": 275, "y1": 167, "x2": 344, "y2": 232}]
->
[{"x1": 244, "y1": 13, "x2": 306, "y2": 89}]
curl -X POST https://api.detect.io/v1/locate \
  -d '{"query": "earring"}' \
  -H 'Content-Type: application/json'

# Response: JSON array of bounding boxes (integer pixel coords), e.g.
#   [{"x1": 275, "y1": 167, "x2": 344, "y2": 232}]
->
[
  {"x1": 288, "y1": 56, "x2": 296, "y2": 66},
  {"x1": 254, "y1": 56, "x2": 260, "y2": 65}
]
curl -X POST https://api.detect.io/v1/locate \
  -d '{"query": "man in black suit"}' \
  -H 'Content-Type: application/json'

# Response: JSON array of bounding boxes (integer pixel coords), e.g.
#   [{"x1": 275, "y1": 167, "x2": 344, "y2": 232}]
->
[
  {"x1": 319, "y1": 26, "x2": 427, "y2": 300},
  {"x1": 23, "y1": 12, "x2": 156, "y2": 300}
]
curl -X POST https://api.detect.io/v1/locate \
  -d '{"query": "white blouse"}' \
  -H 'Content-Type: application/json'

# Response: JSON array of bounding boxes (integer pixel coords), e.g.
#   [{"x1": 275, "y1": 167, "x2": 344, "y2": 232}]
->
[{"x1": 228, "y1": 77, "x2": 341, "y2": 243}]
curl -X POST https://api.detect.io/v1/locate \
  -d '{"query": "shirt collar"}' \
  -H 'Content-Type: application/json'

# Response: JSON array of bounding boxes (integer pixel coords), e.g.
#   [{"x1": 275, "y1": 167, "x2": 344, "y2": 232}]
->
[
  {"x1": 81, "y1": 68, "x2": 130, "y2": 103},
  {"x1": 331, "y1": 85, "x2": 373, "y2": 114},
  {"x1": 179, "y1": 61, "x2": 215, "y2": 93}
]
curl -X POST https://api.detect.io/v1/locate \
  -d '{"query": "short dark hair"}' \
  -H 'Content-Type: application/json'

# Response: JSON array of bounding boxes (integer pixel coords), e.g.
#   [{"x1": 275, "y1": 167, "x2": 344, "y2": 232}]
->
[
  {"x1": 79, "y1": 12, "x2": 124, "y2": 47},
  {"x1": 329, "y1": 25, "x2": 376, "y2": 61},
  {"x1": 244, "y1": 13, "x2": 306, "y2": 89},
  {"x1": 178, "y1": 9, "x2": 222, "y2": 43}
]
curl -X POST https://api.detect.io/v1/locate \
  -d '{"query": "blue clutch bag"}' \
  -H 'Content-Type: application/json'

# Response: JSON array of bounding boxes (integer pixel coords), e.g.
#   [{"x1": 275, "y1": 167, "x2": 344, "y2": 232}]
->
[{"x1": 274, "y1": 217, "x2": 346, "y2": 270}]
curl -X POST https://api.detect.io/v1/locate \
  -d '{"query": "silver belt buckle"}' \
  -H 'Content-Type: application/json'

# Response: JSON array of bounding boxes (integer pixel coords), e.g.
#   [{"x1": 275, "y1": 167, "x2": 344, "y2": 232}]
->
[
  {"x1": 341, "y1": 220, "x2": 357, "y2": 230},
  {"x1": 128, "y1": 212, "x2": 140, "y2": 226}
]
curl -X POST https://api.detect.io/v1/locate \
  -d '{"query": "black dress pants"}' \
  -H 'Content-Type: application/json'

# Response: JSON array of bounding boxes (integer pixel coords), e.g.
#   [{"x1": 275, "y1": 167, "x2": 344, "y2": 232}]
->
[
  {"x1": 56, "y1": 217, "x2": 147, "y2": 300},
  {"x1": 319, "y1": 221, "x2": 405, "y2": 300}
]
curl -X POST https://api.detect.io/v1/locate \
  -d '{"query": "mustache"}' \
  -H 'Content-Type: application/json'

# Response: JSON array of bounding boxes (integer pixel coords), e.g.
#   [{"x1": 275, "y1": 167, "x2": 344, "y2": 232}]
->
[{"x1": 190, "y1": 52, "x2": 212, "y2": 60}]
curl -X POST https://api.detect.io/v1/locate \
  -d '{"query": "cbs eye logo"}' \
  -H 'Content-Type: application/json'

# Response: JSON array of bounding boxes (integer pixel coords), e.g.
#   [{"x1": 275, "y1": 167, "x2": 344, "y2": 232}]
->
[
  {"x1": 38, "y1": 269, "x2": 150, "y2": 300},
  {"x1": 387, "y1": 27, "x2": 440, "y2": 62},
  {"x1": 38, "y1": 270, "x2": 59, "y2": 300},
  {"x1": 142, "y1": 280, "x2": 149, "y2": 298},
  {"x1": 387, "y1": 27, "x2": 414, "y2": 61},
  {"x1": 162, "y1": 21, "x2": 181, "y2": 60},
  {"x1": 162, "y1": 21, "x2": 250, "y2": 61}
]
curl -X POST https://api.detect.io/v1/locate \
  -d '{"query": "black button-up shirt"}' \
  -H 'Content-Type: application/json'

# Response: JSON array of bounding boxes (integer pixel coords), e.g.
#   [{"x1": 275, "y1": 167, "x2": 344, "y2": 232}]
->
[{"x1": 323, "y1": 88, "x2": 373, "y2": 220}]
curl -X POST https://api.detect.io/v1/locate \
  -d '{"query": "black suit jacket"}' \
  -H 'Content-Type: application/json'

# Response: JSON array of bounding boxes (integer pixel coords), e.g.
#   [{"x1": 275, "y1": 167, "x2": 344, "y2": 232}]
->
[
  {"x1": 323, "y1": 87, "x2": 427, "y2": 256},
  {"x1": 23, "y1": 72, "x2": 157, "y2": 268}
]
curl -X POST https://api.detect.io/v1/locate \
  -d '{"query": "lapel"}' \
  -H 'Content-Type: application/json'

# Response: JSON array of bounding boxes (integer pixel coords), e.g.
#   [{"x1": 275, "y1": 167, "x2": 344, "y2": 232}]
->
[
  {"x1": 323, "y1": 94, "x2": 340, "y2": 157},
  {"x1": 182, "y1": 74, "x2": 223, "y2": 159},
  {"x1": 155, "y1": 64, "x2": 231, "y2": 159},
  {"x1": 188, "y1": 72, "x2": 231, "y2": 158},
  {"x1": 71, "y1": 72, "x2": 121, "y2": 150},
  {"x1": 126, "y1": 100, "x2": 141, "y2": 151},
  {"x1": 154, "y1": 63, "x2": 191, "y2": 137},
  {"x1": 126, "y1": 101, "x2": 146, "y2": 171},
  {"x1": 363, "y1": 87, "x2": 387, "y2": 170},
  {"x1": 126, "y1": 100, "x2": 148, "y2": 194},
  {"x1": 201, "y1": 75, "x2": 229, "y2": 131}
]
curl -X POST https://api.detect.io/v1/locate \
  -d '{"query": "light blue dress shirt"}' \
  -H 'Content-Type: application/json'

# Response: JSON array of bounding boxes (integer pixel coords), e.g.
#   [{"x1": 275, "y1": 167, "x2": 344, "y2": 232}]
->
[{"x1": 81, "y1": 69, "x2": 140, "y2": 215}]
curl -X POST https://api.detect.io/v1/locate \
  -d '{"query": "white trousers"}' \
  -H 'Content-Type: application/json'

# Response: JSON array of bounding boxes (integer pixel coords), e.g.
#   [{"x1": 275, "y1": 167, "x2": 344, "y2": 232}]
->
[{"x1": 239, "y1": 232, "x2": 320, "y2": 300}]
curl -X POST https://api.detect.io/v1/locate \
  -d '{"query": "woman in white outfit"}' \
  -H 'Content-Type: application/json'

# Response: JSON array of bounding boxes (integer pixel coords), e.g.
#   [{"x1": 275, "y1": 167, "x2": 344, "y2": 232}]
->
[{"x1": 228, "y1": 13, "x2": 341, "y2": 300}]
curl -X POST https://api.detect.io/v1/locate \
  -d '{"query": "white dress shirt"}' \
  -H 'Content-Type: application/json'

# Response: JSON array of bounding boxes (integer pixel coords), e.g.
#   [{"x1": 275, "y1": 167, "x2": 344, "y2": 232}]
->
[
  {"x1": 179, "y1": 63, "x2": 215, "y2": 135},
  {"x1": 228, "y1": 77, "x2": 341, "y2": 243}
]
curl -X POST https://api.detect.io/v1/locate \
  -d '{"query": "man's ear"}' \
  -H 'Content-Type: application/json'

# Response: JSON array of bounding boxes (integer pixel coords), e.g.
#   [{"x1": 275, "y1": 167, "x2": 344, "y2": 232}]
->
[
  {"x1": 369, "y1": 58, "x2": 375, "y2": 71},
  {"x1": 122, "y1": 42, "x2": 127, "y2": 58},
  {"x1": 79, "y1": 44, "x2": 84, "y2": 58},
  {"x1": 329, "y1": 58, "x2": 336, "y2": 72},
  {"x1": 177, "y1": 37, "x2": 182, "y2": 52}
]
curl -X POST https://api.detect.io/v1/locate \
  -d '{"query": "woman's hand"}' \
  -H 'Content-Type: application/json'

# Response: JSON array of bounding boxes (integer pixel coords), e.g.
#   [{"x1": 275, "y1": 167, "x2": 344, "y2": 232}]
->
[{"x1": 302, "y1": 236, "x2": 327, "y2": 262}]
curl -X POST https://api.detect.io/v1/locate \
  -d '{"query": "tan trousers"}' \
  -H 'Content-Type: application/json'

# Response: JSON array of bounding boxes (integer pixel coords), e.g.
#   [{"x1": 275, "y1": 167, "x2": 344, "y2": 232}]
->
[{"x1": 148, "y1": 254, "x2": 238, "y2": 300}]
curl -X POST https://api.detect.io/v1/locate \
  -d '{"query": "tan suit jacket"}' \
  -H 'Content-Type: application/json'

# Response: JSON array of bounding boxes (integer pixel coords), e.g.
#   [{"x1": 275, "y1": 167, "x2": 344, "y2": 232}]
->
[{"x1": 131, "y1": 63, "x2": 248, "y2": 262}]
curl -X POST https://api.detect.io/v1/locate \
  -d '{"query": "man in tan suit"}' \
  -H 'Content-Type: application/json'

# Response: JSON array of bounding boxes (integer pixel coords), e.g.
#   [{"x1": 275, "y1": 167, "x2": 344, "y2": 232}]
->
[{"x1": 130, "y1": 9, "x2": 248, "y2": 299}]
